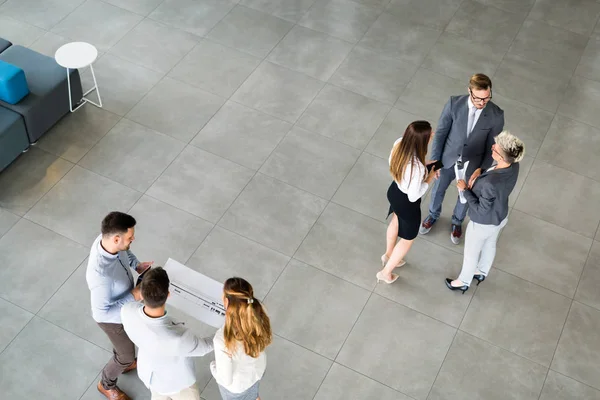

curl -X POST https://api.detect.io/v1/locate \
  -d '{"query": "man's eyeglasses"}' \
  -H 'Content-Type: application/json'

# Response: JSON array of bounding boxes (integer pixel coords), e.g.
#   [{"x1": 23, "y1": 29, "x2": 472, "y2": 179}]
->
[{"x1": 469, "y1": 89, "x2": 492, "y2": 104}]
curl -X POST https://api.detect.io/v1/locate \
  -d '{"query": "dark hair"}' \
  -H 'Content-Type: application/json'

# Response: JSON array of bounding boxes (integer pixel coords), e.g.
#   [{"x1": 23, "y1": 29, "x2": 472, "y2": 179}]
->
[
  {"x1": 141, "y1": 267, "x2": 170, "y2": 308},
  {"x1": 390, "y1": 120, "x2": 432, "y2": 184},
  {"x1": 101, "y1": 212, "x2": 136, "y2": 236}
]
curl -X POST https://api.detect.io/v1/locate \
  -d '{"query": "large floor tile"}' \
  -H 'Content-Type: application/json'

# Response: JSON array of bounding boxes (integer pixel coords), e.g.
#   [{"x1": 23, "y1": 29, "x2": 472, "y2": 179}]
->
[
  {"x1": 314, "y1": 363, "x2": 411, "y2": 400},
  {"x1": 265, "y1": 260, "x2": 370, "y2": 359},
  {"x1": 495, "y1": 210, "x2": 591, "y2": 298},
  {"x1": 296, "y1": 203, "x2": 384, "y2": 290},
  {"x1": 375, "y1": 238, "x2": 472, "y2": 327},
  {"x1": 0, "y1": 0, "x2": 84, "y2": 30},
  {"x1": 330, "y1": 46, "x2": 419, "y2": 105},
  {"x1": 0, "y1": 147, "x2": 74, "y2": 216},
  {"x1": 191, "y1": 101, "x2": 291, "y2": 170},
  {"x1": 297, "y1": 84, "x2": 390, "y2": 150},
  {"x1": 36, "y1": 106, "x2": 121, "y2": 163},
  {"x1": 509, "y1": 155, "x2": 534, "y2": 207},
  {"x1": 187, "y1": 226, "x2": 289, "y2": 300},
  {"x1": 149, "y1": 0, "x2": 235, "y2": 36},
  {"x1": 0, "y1": 15, "x2": 45, "y2": 46},
  {"x1": 168, "y1": 40, "x2": 260, "y2": 98},
  {"x1": 206, "y1": 5, "x2": 293, "y2": 58},
  {"x1": 79, "y1": 119, "x2": 185, "y2": 192},
  {"x1": 332, "y1": 152, "x2": 390, "y2": 222},
  {"x1": 37, "y1": 259, "x2": 112, "y2": 351},
  {"x1": 365, "y1": 107, "x2": 426, "y2": 159},
  {"x1": 0, "y1": 209, "x2": 19, "y2": 238},
  {"x1": 202, "y1": 335, "x2": 332, "y2": 400},
  {"x1": 239, "y1": 0, "x2": 317, "y2": 22},
  {"x1": 385, "y1": 0, "x2": 462, "y2": 30},
  {"x1": 538, "y1": 115, "x2": 600, "y2": 181},
  {"x1": 51, "y1": 0, "x2": 143, "y2": 51},
  {"x1": 298, "y1": 0, "x2": 381, "y2": 44},
  {"x1": 576, "y1": 241, "x2": 600, "y2": 311},
  {"x1": 127, "y1": 195, "x2": 213, "y2": 266},
  {"x1": 109, "y1": 19, "x2": 199, "y2": 74},
  {"x1": 476, "y1": 0, "x2": 536, "y2": 14},
  {"x1": 552, "y1": 301, "x2": 600, "y2": 390},
  {"x1": 0, "y1": 317, "x2": 108, "y2": 400},
  {"x1": 492, "y1": 94, "x2": 554, "y2": 157},
  {"x1": 27, "y1": 31, "x2": 71, "y2": 57},
  {"x1": 25, "y1": 166, "x2": 141, "y2": 245},
  {"x1": 507, "y1": 19, "x2": 588, "y2": 74},
  {"x1": 460, "y1": 270, "x2": 571, "y2": 366},
  {"x1": 576, "y1": 34, "x2": 600, "y2": 83},
  {"x1": 429, "y1": 331, "x2": 547, "y2": 400},
  {"x1": 445, "y1": 0, "x2": 525, "y2": 55},
  {"x1": 394, "y1": 68, "x2": 465, "y2": 122},
  {"x1": 147, "y1": 146, "x2": 254, "y2": 223},
  {"x1": 260, "y1": 127, "x2": 360, "y2": 199},
  {"x1": 558, "y1": 76, "x2": 600, "y2": 130},
  {"x1": 0, "y1": 219, "x2": 87, "y2": 313},
  {"x1": 539, "y1": 370, "x2": 600, "y2": 400},
  {"x1": 219, "y1": 174, "x2": 328, "y2": 256},
  {"x1": 493, "y1": 54, "x2": 572, "y2": 113},
  {"x1": 267, "y1": 25, "x2": 353, "y2": 81},
  {"x1": 529, "y1": 0, "x2": 600, "y2": 36},
  {"x1": 80, "y1": 54, "x2": 163, "y2": 116},
  {"x1": 337, "y1": 294, "x2": 456, "y2": 400},
  {"x1": 0, "y1": 298, "x2": 33, "y2": 353},
  {"x1": 421, "y1": 32, "x2": 503, "y2": 82},
  {"x1": 358, "y1": 13, "x2": 441, "y2": 65},
  {"x1": 127, "y1": 77, "x2": 225, "y2": 142},
  {"x1": 231, "y1": 61, "x2": 324, "y2": 123},
  {"x1": 514, "y1": 161, "x2": 600, "y2": 238},
  {"x1": 101, "y1": 0, "x2": 163, "y2": 15}
]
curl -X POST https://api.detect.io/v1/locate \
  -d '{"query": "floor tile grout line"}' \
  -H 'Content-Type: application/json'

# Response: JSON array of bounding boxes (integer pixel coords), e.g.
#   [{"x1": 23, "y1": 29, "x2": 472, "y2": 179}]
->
[
  {"x1": 96, "y1": 0, "x2": 165, "y2": 18},
  {"x1": 0, "y1": 316, "x2": 36, "y2": 359}
]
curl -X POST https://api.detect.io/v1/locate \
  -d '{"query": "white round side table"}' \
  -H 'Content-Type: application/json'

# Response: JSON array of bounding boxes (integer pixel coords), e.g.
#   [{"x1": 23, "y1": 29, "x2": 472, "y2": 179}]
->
[{"x1": 55, "y1": 42, "x2": 102, "y2": 112}]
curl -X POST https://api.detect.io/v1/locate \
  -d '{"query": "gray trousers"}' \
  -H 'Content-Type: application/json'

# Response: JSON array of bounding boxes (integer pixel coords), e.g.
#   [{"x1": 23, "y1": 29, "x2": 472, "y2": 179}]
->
[
  {"x1": 428, "y1": 166, "x2": 473, "y2": 225},
  {"x1": 458, "y1": 218, "x2": 508, "y2": 286},
  {"x1": 97, "y1": 322, "x2": 136, "y2": 390}
]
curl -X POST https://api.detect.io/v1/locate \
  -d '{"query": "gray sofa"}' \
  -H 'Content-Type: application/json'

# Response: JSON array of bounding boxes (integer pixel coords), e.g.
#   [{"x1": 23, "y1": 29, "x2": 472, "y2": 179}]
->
[{"x1": 0, "y1": 38, "x2": 82, "y2": 172}]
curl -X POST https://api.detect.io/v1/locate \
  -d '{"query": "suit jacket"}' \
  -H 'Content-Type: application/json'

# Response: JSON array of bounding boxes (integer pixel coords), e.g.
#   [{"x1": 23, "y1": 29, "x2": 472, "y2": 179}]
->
[
  {"x1": 430, "y1": 95, "x2": 504, "y2": 173},
  {"x1": 463, "y1": 163, "x2": 519, "y2": 226}
]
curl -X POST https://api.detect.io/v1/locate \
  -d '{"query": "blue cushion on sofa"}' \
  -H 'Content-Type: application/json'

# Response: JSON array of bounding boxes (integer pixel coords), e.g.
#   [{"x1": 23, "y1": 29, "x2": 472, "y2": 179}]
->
[{"x1": 0, "y1": 59, "x2": 29, "y2": 104}]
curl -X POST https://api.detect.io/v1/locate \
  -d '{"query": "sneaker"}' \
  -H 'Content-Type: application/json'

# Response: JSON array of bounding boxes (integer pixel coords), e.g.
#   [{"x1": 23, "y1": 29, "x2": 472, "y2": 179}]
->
[
  {"x1": 450, "y1": 224, "x2": 462, "y2": 245},
  {"x1": 419, "y1": 215, "x2": 437, "y2": 235}
]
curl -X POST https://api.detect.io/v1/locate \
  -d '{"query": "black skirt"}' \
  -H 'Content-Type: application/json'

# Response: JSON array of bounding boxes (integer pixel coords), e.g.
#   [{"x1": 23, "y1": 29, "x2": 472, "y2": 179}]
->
[{"x1": 386, "y1": 181, "x2": 421, "y2": 240}]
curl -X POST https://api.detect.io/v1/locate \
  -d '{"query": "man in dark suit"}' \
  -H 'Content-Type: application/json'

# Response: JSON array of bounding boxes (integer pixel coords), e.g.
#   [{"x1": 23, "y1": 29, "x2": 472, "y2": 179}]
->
[{"x1": 420, "y1": 73, "x2": 504, "y2": 244}]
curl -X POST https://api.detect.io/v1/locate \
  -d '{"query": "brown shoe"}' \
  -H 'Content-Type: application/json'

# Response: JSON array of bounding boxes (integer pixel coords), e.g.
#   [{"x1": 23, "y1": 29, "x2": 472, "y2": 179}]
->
[
  {"x1": 123, "y1": 358, "x2": 137, "y2": 374},
  {"x1": 97, "y1": 382, "x2": 131, "y2": 400}
]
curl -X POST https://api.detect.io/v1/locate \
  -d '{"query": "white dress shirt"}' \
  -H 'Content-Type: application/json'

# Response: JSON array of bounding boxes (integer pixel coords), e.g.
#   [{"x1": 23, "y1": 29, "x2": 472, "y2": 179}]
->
[
  {"x1": 121, "y1": 302, "x2": 214, "y2": 396},
  {"x1": 389, "y1": 138, "x2": 429, "y2": 202},
  {"x1": 210, "y1": 327, "x2": 267, "y2": 394}
]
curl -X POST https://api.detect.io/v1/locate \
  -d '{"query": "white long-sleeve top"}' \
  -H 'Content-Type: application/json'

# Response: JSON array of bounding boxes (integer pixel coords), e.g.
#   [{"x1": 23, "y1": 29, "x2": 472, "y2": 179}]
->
[
  {"x1": 389, "y1": 138, "x2": 429, "y2": 202},
  {"x1": 121, "y1": 302, "x2": 214, "y2": 395},
  {"x1": 210, "y1": 327, "x2": 266, "y2": 394}
]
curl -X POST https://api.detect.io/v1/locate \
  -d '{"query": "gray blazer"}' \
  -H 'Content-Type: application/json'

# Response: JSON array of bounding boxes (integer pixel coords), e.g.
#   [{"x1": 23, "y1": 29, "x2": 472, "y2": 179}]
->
[
  {"x1": 430, "y1": 95, "x2": 504, "y2": 172},
  {"x1": 463, "y1": 163, "x2": 519, "y2": 226}
]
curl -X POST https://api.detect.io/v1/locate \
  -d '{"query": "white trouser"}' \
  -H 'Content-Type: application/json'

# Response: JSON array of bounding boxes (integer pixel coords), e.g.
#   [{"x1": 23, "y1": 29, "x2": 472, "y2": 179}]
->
[
  {"x1": 458, "y1": 218, "x2": 508, "y2": 286},
  {"x1": 151, "y1": 384, "x2": 200, "y2": 400}
]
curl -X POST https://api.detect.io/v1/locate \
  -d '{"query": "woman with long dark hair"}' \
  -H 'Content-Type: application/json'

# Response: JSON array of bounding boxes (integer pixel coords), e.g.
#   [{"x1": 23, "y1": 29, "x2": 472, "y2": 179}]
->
[{"x1": 376, "y1": 121, "x2": 438, "y2": 284}]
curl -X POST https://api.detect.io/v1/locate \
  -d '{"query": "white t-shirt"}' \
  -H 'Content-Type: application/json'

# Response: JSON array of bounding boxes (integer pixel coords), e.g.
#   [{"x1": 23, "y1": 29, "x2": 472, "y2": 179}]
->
[{"x1": 389, "y1": 138, "x2": 429, "y2": 202}]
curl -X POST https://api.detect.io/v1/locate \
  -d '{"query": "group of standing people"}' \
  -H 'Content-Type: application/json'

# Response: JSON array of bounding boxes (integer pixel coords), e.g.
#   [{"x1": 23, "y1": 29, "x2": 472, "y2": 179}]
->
[
  {"x1": 377, "y1": 73, "x2": 525, "y2": 293},
  {"x1": 86, "y1": 212, "x2": 271, "y2": 400}
]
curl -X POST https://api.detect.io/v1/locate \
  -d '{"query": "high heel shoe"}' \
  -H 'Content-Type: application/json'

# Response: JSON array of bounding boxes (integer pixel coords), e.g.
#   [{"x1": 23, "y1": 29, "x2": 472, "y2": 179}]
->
[
  {"x1": 445, "y1": 278, "x2": 468, "y2": 294},
  {"x1": 381, "y1": 255, "x2": 407, "y2": 268},
  {"x1": 376, "y1": 271, "x2": 399, "y2": 284},
  {"x1": 473, "y1": 274, "x2": 486, "y2": 285}
]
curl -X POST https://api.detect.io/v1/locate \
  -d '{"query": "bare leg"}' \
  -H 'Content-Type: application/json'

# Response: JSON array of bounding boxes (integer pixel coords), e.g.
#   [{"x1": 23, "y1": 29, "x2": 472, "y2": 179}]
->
[
  {"x1": 380, "y1": 238, "x2": 414, "y2": 280},
  {"x1": 385, "y1": 213, "x2": 399, "y2": 259}
]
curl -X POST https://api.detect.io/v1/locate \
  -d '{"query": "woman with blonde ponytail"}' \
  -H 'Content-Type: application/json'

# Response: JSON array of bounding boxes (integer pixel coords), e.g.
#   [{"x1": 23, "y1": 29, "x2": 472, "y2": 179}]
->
[{"x1": 210, "y1": 277, "x2": 272, "y2": 400}]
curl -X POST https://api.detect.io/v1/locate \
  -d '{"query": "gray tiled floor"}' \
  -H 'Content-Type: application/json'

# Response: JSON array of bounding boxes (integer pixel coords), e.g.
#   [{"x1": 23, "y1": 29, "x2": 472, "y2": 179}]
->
[{"x1": 1, "y1": 0, "x2": 600, "y2": 399}]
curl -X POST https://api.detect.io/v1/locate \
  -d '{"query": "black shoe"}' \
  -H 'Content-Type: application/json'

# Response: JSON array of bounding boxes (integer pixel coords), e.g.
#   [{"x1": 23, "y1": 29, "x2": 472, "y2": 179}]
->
[
  {"x1": 445, "y1": 278, "x2": 468, "y2": 294},
  {"x1": 473, "y1": 274, "x2": 486, "y2": 285}
]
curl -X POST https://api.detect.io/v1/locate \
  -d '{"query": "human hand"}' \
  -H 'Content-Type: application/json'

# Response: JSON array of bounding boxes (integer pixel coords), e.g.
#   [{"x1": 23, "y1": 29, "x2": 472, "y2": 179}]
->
[
  {"x1": 136, "y1": 261, "x2": 154, "y2": 274},
  {"x1": 468, "y1": 168, "x2": 481, "y2": 189},
  {"x1": 457, "y1": 179, "x2": 468, "y2": 191},
  {"x1": 426, "y1": 166, "x2": 438, "y2": 184},
  {"x1": 131, "y1": 285, "x2": 142, "y2": 301}
]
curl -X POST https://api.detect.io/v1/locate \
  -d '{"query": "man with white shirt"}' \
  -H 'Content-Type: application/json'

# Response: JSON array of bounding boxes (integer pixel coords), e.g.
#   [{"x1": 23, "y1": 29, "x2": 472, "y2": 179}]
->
[
  {"x1": 420, "y1": 73, "x2": 504, "y2": 244},
  {"x1": 86, "y1": 212, "x2": 154, "y2": 400},
  {"x1": 121, "y1": 267, "x2": 214, "y2": 400}
]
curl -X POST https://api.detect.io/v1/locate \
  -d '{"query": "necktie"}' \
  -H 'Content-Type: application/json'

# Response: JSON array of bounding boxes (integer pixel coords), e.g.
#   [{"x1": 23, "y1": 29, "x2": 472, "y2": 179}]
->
[{"x1": 467, "y1": 107, "x2": 477, "y2": 137}]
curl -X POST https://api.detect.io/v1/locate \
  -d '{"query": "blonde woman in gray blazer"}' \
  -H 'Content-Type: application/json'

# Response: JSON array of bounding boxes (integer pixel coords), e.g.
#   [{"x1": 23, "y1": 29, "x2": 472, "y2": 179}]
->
[{"x1": 446, "y1": 131, "x2": 525, "y2": 293}]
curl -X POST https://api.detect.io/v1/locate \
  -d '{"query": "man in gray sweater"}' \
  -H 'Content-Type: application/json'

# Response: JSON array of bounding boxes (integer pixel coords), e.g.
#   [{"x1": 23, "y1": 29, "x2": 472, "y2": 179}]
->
[{"x1": 86, "y1": 211, "x2": 154, "y2": 400}]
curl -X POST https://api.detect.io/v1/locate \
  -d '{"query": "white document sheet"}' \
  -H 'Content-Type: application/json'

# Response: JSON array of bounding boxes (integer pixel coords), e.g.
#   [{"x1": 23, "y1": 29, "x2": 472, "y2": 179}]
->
[
  {"x1": 454, "y1": 160, "x2": 470, "y2": 204},
  {"x1": 163, "y1": 258, "x2": 225, "y2": 328}
]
